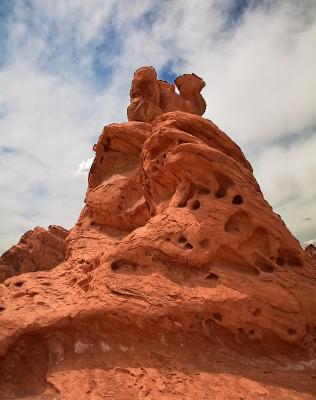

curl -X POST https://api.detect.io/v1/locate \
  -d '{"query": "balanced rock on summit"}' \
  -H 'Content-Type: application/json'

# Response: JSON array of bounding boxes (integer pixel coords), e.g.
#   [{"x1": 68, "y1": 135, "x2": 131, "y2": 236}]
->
[
  {"x1": 127, "y1": 66, "x2": 206, "y2": 123},
  {"x1": 0, "y1": 67, "x2": 316, "y2": 400}
]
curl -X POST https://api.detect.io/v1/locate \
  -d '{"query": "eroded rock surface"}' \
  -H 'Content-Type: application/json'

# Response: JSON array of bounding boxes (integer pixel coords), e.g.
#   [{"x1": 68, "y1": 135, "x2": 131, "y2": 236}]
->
[
  {"x1": 127, "y1": 66, "x2": 206, "y2": 123},
  {"x1": 305, "y1": 244, "x2": 316, "y2": 263},
  {"x1": 0, "y1": 225, "x2": 68, "y2": 282},
  {"x1": 0, "y1": 68, "x2": 316, "y2": 400}
]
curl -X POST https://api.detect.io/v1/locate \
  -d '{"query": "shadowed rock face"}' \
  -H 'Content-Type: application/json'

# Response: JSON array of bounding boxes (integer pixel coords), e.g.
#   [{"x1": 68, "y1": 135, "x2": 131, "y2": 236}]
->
[
  {"x1": 0, "y1": 225, "x2": 68, "y2": 282},
  {"x1": 0, "y1": 68, "x2": 316, "y2": 400}
]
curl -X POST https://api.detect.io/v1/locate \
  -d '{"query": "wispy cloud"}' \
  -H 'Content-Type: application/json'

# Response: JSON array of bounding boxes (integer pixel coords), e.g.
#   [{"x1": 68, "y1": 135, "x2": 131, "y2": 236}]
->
[
  {"x1": 74, "y1": 158, "x2": 94, "y2": 176},
  {"x1": 0, "y1": 0, "x2": 315, "y2": 252}
]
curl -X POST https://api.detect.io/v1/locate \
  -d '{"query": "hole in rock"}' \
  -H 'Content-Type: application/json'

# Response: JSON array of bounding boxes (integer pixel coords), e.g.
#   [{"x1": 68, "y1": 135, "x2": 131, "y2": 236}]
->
[
  {"x1": 166, "y1": 237, "x2": 171, "y2": 242},
  {"x1": 177, "y1": 201, "x2": 187, "y2": 208},
  {"x1": 224, "y1": 210, "x2": 250, "y2": 234},
  {"x1": 111, "y1": 260, "x2": 138, "y2": 272},
  {"x1": 214, "y1": 173, "x2": 233, "y2": 199},
  {"x1": 213, "y1": 313, "x2": 222, "y2": 322},
  {"x1": 185, "y1": 243, "x2": 193, "y2": 250},
  {"x1": 232, "y1": 194, "x2": 243, "y2": 205},
  {"x1": 287, "y1": 257, "x2": 303, "y2": 267},
  {"x1": 253, "y1": 309, "x2": 261, "y2": 317},
  {"x1": 206, "y1": 273, "x2": 218, "y2": 281},
  {"x1": 100, "y1": 156, "x2": 104, "y2": 163},
  {"x1": 0, "y1": 306, "x2": 5, "y2": 312},
  {"x1": 254, "y1": 256, "x2": 274, "y2": 273},
  {"x1": 215, "y1": 188, "x2": 226, "y2": 198},
  {"x1": 178, "y1": 236, "x2": 187, "y2": 243},
  {"x1": 199, "y1": 238, "x2": 209, "y2": 248},
  {"x1": 14, "y1": 281, "x2": 24, "y2": 287},
  {"x1": 287, "y1": 328, "x2": 296, "y2": 336},
  {"x1": 198, "y1": 187, "x2": 211, "y2": 195},
  {"x1": 277, "y1": 248, "x2": 303, "y2": 268},
  {"x1": 276, "y1": 257, "x2": 285, "y2": 266},
  {"x1": 190, "y1": 199, "x2": 200, "y2": 210},
  {"x1": 249, "y1": 330, "x2": 255, "y2": 336},
  {"x1": 259, "y1": 264, "x2": 274, "y2": 273}
]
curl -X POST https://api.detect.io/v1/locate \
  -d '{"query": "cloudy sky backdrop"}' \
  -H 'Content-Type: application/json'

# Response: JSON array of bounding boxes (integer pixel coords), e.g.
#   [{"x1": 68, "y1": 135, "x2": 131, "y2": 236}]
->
[{"x1": 0, "y1": 0, "x2": 315, "y2": 253}]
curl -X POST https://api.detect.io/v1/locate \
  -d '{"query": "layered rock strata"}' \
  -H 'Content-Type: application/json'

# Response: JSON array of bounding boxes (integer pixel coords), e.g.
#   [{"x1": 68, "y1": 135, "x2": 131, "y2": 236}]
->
[{"x1": 0, "y1": 67, "x2": 316, "y2": 400}]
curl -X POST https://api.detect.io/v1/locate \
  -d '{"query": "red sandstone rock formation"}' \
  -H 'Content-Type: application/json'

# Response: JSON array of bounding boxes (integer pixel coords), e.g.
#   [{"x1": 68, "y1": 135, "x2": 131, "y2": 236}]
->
[
  {"x1": 127, "y1": 66, "x2": 206, "y2": 123},
  {"x1": 305, "y1": 244, "x2": 316, "y2": 263},
  {"x1": 0, "y1": 225, "x2": 68, "y2": 282},
  {"x1": 0, "y1": 68, "x2": 316, "y2": 400}
]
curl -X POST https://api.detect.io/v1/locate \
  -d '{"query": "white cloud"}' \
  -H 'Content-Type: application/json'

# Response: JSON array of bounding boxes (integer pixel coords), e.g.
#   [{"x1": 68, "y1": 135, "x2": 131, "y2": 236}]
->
[
  {"x1": 252, "y1": 131, "x2": 316, "y2": 242},
  {"x1": 74, "y1": 158, "x2": 94, "y2": 176},
  {"x1": 179, "y1": 1, "x2": 316, "y2": 145},
  {"x1": 0, "y1": 0, "x2": 315, "y2": 253}
]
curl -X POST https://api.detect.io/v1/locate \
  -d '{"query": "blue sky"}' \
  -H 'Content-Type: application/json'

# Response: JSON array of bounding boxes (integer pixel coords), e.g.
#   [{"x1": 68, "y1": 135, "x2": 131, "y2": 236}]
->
[{"x1": 0, "y1": 0, "x2": 316, "y2": 252}]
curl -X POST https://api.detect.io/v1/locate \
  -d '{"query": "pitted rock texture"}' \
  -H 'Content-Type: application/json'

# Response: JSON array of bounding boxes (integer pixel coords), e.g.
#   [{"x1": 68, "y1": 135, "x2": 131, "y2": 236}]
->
[
  {"x1": 0, "y1": 225, "x2": 68, "y2": 282},
  {"x1": 0, "y1": 68, "x2": 316, "y2": 400},
  {"x1": 127, "y1": 66, "x2": 206, "y2": 123}
]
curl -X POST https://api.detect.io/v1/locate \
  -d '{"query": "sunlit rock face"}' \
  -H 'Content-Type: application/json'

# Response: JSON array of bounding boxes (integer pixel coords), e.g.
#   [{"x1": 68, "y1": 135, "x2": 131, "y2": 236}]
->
[
  {"x1": 0, "y1": 67, "x2": 316, "y2": 400},
  {"x1": 127, "y1": 66, "x2": 206, "y2": 123},
  {"x1": 0, "y1": 225, "x2": 68, "y2": 282}
]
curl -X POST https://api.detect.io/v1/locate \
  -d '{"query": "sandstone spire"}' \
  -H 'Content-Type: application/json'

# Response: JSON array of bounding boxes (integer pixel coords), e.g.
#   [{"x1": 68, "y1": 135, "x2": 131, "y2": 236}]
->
[
  {"x1": 127, "y1": 66, "x2": 206, "y2": 123},
  {"x1": 0, "y1": 67, "x2": 316, "y2": 399}
]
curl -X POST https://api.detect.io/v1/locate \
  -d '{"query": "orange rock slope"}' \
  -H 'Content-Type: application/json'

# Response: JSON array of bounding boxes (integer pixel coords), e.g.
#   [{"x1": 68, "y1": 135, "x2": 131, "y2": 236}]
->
[{"x1": 0, "y1": 67, "x2": 316, "y2": 400}]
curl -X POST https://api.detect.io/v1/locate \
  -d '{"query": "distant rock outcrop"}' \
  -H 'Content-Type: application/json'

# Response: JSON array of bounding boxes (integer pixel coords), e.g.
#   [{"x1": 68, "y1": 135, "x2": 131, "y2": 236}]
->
[
  {"x1": 0, "y1": 67, "x2": 316, "y2": 400},
  {"x1": 0, "y1": 225, "x2": 68, "y2": 282},
  {"x1": 305, "y1": 243, "x2": 316, "y2": 262}
]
